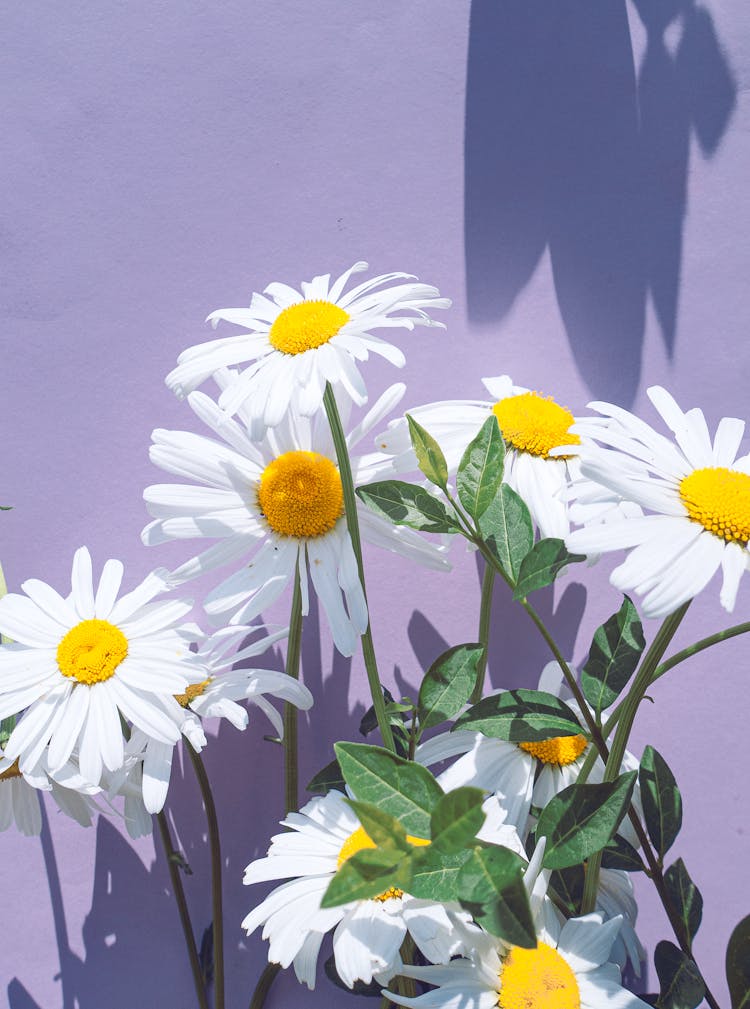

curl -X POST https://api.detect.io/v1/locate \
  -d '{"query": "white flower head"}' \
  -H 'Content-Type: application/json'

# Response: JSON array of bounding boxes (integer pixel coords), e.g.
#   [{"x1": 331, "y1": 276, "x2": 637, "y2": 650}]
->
[
  {"x1": 165, "y1": 262, "x2": 450, "y2": 436},
  {"x1": 143, "y1": 381, "x2": 448, "y2": 656},
  {"x1": 566, "y1": 386, "x2": 750, "y2": 616},
  {"x1": 384, "y1": 841, "x2": 649, "y2": 1009},
  {"x1": 378, "y1": 375, "x2": 600, "y2": 540},
  {"x1": 242, "y1": 789, "x2": 469, "y2": 990},
  {"x1": 0, "y1": 547, "x2": 206, "y2": 788},
  {"x1": 418, "y1": 662, "x2": 643, "y2": 849}
]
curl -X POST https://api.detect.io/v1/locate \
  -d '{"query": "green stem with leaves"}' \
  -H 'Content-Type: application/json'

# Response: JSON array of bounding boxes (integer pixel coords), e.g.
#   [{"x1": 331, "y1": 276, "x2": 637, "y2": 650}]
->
[
  {"x1": 323, "y1": 382, "x2": 395, "y2": 753},
  {"x1": 471, "y1": 563, "x2": 495, "y2": 703},
  {"x1": 185, "y1": 741, "x2": 224, "y2": 1009},
  {"x1": 283, "y1": 567, "x2": 304, "y2": 814},
  {"x1": 156, "y1": 810, "x2": 209, "y2": 1009}
]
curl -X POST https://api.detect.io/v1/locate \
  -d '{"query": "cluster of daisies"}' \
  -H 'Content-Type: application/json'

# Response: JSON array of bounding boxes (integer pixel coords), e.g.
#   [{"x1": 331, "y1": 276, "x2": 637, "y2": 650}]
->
[{"x1": 4, "y1": 259, "x2": 747, "y2": 1009}]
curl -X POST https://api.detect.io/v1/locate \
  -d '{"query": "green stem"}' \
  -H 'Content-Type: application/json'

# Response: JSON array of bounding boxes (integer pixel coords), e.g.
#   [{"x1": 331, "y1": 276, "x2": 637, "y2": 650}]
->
[
  {"x1": 581, "y1": 605, "x2": 689, "y2": 916},
  {"x1": 185, "y1": 741, "x2": 224, "y2": 1009},
  {"x1": 283, "y1": 567, "x2": 304, "y2": 815},
  {"x1": 156, "y1": 810, "x2": 209, "y2": 1009},
  {"x1": 323, "y1": 382, "x2": 395, "y2": 752},
  {"x1": 652, "y1": 620, "x2": 750, "y2": 684},
  {"x1": 595, "y1": 620, "x2": 750, "y2": 749},
  {"x1": 249, "y1": 963, "x2": 281, "y2": 1009},
  {"x1": 471, "y1": 563, "x2": 496, "y2": 703}
]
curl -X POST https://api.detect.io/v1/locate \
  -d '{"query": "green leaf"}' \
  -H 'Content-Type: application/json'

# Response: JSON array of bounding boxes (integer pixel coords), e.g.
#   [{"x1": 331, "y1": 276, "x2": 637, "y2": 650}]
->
[
  {"x1": 639, "y1": 745, "x2": 682, "y2": 858},
  {"x1": 359, "y1": 687, "x2": 411, "y2": 756},
  {"x1": 727, "y1": 914, "x2": 750, "y2": 1009},
  {"x1": 409, "y1": 846, "x2": 471, "y2": 902},
  {"x1": 581, "y1": 597, "x2": 645, "y2": 714},
  {"x1": 335, "y1": 742, "x2": 442, "y2": 837},
  {"x1": 456, "y1": 415, "x2": 505, "y2": 520},
  {"x1": 538, "y1": 771, "x2": 637, "y2": 870},
  {"x1": 513, "y1": 539, "x2": 585, "y2": 599},
  {"x1": 407, "y1": 414, "x2": 449, "y2": 489},
  {"x1": 417, "y1": 643, "x2": 484, "y2": 732},
  {"x1": 549, "y1": 865, "x2": 585, "y2": 917},
  {"x1": 664, "y1": 859, "x2": 703, "y2": 943},
  {"x1": 356, "y1": 480, "x2": 459, "y2": 534},
  {"x1": 457, "y1": 845, "x2": 536, "y2": 948},
  {"x1": 454, "y1": 688, "x2": 583, "y2": 742},
  {"x1": 655, "y1": 941, "x2": 705, "y2": 1009},
  {"x1": 306, "y1": 758, "x2": 345, "y2": 795},
  {"x1": 477, "y1": 484, "x2": 533, "y2": 581},
  {"x1": 320, "y1": 846, "x2": 410, "y2": 908},
  {"x1": 345, "y1": 800, "x2": 413, "y2": 853},
  {"x1": 601, "y1": 833, "x2": 646, "y2": 873},
  {"x1": 430, "y1": 787, "x2": 486, "y2": 854}
]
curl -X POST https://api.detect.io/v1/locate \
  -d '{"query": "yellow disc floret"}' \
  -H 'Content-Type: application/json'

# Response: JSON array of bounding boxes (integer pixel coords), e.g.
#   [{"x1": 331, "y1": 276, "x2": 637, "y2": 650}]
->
[
  {"x1": 679, "y1": 466, "x2": 750, "y2": 544},
  {"x1": 175, "y1": 679, "x2": 212, "y2": 708},
  {"x1": 257, "y1": 450, "x2": 344, "y2": 538},
  {"x1": 337, "y1": 825, "x2": 430, "y2": 902},
  {"x1": 492, "y1": 392, "x2": 580, "y2": 459},
  {"x1": 498, "y1": 942, "x2": 580, "y2": 1009},
  {"x1": 518, "y1": 734, "x2": 588, "y2": 766},
  {"x1": 269, "y1": 300, "x2": 350, "y2": 355},
  {"x1": 56, "y1": 619, "x2": 128, "y2": 685}
]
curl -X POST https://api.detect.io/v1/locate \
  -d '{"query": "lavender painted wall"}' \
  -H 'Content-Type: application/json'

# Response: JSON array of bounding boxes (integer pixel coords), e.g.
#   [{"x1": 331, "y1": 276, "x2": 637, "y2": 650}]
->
[{"x1": 2, "y1": 1, "x2": 748, "y2": 1005}]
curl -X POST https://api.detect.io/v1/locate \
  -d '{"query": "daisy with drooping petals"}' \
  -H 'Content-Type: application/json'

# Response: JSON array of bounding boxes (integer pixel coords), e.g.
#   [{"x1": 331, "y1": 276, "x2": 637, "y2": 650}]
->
[
  {"x1": 165, "y1": 262, "x2": 450, "y2": 435},
  {"x1": 122, "y1": 625, "x2": 313, "y2": 815},
  {"x1": 242, "y1": 789, "x2": 470, "y2": 990},
  {"x1": 0, "y1": 548, "x2": 205, "y2": 788},
  {"x1": 143, "y1": 380, "x2": 448, "y2": 656},
  {"x1": 378, "y1": 375, "x2": 599, "y2": 540},
  {"x1": 566, "y1": 386, "x2": 750, "y2": 616},
  {"x1": 0, "y1": 749, "x2": 98, "y2": 836},
  {"x1": 383, "y1": 849, "x2": 649, "y2": 1009}
]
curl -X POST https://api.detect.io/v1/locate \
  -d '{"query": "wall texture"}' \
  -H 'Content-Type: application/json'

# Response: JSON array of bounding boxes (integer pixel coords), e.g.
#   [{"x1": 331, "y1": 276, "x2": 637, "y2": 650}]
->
[{"x1": 2, "y1": 2, "x2": 748, "y2": 1006}]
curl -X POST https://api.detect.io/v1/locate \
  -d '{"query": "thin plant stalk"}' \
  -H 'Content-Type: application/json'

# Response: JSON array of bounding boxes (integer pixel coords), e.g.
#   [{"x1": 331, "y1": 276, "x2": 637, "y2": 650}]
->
[
  {"x1": 323, "y1": 381, "x2": 395, "y2": 752},
  {"x1": 283, "y1": 567, "x2": 304, "y2": 814},
  {"x1": 471, "y1": 562, "x2": 495, "y2": 704},
  {"x1": 249, "y1": 963, "x2": 281, "y2": 1009},
  {"x1": 185, "y1": 741, "x2": 225, "y2": 1009},
  {"x1": 156, "y1": 809, "x2": 210, "y2": 1009}
]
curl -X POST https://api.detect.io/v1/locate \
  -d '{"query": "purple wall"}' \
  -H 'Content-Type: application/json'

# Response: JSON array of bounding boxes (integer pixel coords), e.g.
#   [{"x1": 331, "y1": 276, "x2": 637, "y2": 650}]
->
[{"x1": 2, "y1": 2, "x2": 748, "y2": 1005}]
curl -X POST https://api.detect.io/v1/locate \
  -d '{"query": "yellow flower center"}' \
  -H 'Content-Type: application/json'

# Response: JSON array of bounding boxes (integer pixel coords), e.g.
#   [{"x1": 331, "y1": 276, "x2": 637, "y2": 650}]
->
[
  {"x1": 269, "y1": 300, "x2": 350, "y2": 355},
  {"x1": 0, "y1": 758, "x2": 22, "y2": 782},
  {"x1": 175, "y1": 679, "x2": 212, "y2": 708},
  {"x1": 56, "y1": 619, "x2": 128, "y2": 685},
  {"x1": 337, "y1": 825, "x2": 430, "y2": 902},
  {"x1": 492, "y1": 392, "x2": 580, "y2": 459},
  {"x1": 498, "y1": 942, "x2": 580, "y2": 1009},
  {"x1": 679, "y1": 466, "x2": 750, "y2": 545},
  {"x1": 257, "y1": 450, "x2": 344, "y2": 538},
  {"x1": 518, "y1": 734, "x2": 588, "y2": 766}
]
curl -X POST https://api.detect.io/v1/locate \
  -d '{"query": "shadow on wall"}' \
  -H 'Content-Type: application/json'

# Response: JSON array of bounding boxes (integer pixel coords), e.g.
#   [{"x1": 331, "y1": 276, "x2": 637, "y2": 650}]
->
[{"x1": 465, "y1": 0, "x2": 736, "y2": 405}]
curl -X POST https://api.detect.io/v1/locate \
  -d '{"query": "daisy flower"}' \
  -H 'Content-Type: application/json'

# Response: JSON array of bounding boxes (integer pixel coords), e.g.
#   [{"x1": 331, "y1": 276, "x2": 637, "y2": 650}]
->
[
  {"x1": 0, "y1": 547, "x2": 205, "y2": 788},
  {"x1": 383, "y1": 852, "x2": 649, "y2": 1009},
  {"x1": 165, "y1": 262, "x2": 450, "y2": 435},
  {"x1": 565, "y1": 386, "x2": 750, "y2": 616},
  {"x1": 143, "y1": 380, "x2": 448, "y2": 656},
  {"x1": 242, "y1": 789, "x2": 469, "y2": 990},
  {"x1": 123, "y1": 625, "x2": 313, "y2": 815},
  {"x1": 378, "y1": 375, "x2": 593, "y2": 539},
  {"x1": 0, "y1": 749, "x2": 98, "y2": 836},
  {"x1": 417, "y1": 662, "x2": 641, "y2": 843}
]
